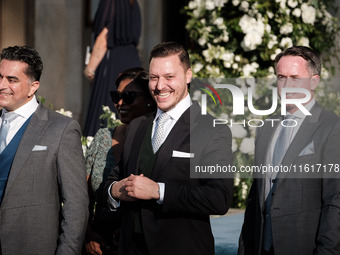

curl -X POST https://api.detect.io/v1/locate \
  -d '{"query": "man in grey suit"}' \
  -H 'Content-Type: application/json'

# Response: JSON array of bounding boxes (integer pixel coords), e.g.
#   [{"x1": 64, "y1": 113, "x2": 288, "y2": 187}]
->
[
  {"x1": 0, "y1": 46, "x2": 89, "y2": 254},
  {"x1": 239, "y1": 46, "x2": 340, "y2": 255}
]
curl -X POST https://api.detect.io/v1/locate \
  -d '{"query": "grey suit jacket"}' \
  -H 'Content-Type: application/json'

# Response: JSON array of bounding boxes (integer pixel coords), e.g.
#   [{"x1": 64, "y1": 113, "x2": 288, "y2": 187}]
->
[
  {"x1": 239, "y1": 103, "x2": 340, "y2": 255},
  {"x1": 0, "y1": 104, "x2": 89, "y2": 255}
]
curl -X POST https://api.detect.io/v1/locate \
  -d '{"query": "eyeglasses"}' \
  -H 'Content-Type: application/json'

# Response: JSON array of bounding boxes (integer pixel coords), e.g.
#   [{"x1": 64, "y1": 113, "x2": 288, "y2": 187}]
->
[{"x1": 110, "y1": 91, "x2": 145, "y2": 104}]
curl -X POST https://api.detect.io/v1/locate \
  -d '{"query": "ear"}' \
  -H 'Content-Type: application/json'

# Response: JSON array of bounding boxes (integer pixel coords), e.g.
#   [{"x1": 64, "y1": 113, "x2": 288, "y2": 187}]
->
[
  {"x1": 28, "y1": 81, "x2": 40, "y2": 97},
  {"x1": 311, "y1": 75, "x2": 319, "y2": 91},
  {"x1": 185, "y1": 68, "x2": 192, "y2": 84}
]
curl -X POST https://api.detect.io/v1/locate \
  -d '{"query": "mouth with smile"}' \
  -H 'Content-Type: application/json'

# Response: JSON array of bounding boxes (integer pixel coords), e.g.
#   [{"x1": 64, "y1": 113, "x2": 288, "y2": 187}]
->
[
  {"x1": 0, "y1": 90, "x2": 12, "y2": 97},
  {"x1": 154, "y1": 91, "x2": 172, "y2": 101}
]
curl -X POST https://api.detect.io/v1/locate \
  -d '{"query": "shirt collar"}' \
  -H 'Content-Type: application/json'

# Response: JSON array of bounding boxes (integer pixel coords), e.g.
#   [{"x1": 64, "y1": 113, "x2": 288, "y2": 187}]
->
[
  {"x1": 2, "y1": 95, "x2": 39, "y2": 119},
  {"x1": 154, "y1": 94, "x2": 192, "y2": 122},
  {"x1": 291, "y1": 99, "x2": 315, "y2": 119}
]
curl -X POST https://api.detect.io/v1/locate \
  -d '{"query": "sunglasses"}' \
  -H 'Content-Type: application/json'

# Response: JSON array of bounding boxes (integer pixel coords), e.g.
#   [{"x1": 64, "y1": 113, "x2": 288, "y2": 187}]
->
[{"x1": 110, "y1": 91, "x2": 145, "y2": 104}]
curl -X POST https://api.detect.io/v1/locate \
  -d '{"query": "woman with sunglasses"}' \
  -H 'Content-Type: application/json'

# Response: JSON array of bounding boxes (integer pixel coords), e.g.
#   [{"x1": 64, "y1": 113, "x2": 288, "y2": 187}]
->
[{"x1": 84, "y1": 67, "x2": 155, "y2": 255}]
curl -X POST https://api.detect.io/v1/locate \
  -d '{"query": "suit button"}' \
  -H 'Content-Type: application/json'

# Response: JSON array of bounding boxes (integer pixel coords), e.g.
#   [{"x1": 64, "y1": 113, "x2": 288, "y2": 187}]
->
[{"x1": 272, "y1": 179, "x2": 276, "y2": 183}]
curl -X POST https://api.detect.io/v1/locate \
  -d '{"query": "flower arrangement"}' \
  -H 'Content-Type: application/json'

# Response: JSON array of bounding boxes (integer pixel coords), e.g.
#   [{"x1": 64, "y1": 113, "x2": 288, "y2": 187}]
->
[
  {"x1": 185, "y1": 0, "x2": 339, "y2": 78},
  {"x1": 185, "y1": 0, "x2": 340, "y2": 208}
]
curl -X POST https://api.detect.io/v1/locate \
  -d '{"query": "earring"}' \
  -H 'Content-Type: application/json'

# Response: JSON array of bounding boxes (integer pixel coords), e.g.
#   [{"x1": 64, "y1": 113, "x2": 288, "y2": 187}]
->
[{"x1": 147, "y1": 103, "x2": 151, "y2": 107}]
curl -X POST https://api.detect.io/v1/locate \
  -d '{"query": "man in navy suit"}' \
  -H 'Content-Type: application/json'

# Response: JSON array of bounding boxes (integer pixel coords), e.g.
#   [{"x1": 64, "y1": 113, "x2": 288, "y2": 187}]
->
[{"x1": 105, "y1": 41, "x2": 234, "y2": 255}]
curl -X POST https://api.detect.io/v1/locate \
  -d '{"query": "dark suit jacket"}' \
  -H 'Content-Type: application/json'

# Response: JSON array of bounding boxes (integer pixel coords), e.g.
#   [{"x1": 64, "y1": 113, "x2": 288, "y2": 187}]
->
[
  {"x1": 0, "y1": 105, "x2": 89, "y2": 255},
  {"x1": 239, "y1": 103, "x2": 340, "y2": 255},
  {"x1": 105, "y1": 102, "x2": 234, "y2": 255}
]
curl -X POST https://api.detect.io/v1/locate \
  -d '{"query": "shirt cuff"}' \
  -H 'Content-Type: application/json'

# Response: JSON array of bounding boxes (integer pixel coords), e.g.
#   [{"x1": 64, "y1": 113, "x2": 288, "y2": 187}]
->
[
  {"x1": 107, "y1": 182, "x2": 120, "y2": 211},
  {"x1": 157, "y1": 182, "x2": 165, "y2": 204}
]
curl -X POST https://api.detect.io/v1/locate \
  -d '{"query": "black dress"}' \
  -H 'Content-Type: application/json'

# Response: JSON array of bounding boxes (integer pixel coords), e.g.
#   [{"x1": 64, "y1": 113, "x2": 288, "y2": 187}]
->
[{"x1": 84, "y1": 0, "x2": 141, "y2": 137}]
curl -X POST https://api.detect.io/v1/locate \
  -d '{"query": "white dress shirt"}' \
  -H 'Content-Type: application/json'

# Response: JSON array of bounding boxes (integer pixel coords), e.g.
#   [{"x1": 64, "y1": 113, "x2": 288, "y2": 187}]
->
[{"x1": 0, "y1": 96, "x2": 39, "y2": 145}]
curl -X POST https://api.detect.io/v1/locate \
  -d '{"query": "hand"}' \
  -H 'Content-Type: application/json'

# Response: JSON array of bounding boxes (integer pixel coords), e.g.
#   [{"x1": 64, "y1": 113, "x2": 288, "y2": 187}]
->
[
  {"x1": 85, "y1": 240, "x2": 103, "y2": 255},
  {"x1": 84, "y1": 66, "x2": 95, "y2": 81},
  {"x1": 125, "y1": 174, "x2": 160, "y2": 200},
  {"x1": 111, "y1": 178, "x2": 136, "y2": 201}
]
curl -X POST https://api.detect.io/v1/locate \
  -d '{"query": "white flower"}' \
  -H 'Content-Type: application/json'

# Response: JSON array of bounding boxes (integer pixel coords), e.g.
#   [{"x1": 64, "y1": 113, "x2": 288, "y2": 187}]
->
[
  {"x1": 242, "y1": 62, "x2": 259, "y2": 77},
  {"x1": 102, "y1": 106, "x2": 110, "y2": 112},
  {"x1": 241, "y1": 182, "x2": 248, "y2": 199},
  {"x1": 239, "y1": 137, "x2": 255, "y2": 155},
  {"x1": 198, "y1": 37, "x2": 207, "y2": 46},
  {"x1": 239, "y1": 15, "x2": 259, "y2": 34},
  {"x1": 280, "y1": 22, "x2": 293, "y2": 34},
  {"x1": 222, "y1": 30, "x2": 230, "y2": 42},
  {"x1": 188, "y1": 1, "x2": 198, "y2": 9},
  {"x1": 86, "y1": 136, "x2": 94, "y2": 147},
  {"x1": 268, "y1": 34, "x2": 278, "y2": 49},
  {"x1": 270, "y1": 48, "x2": 282, "y2": 61},
  {"x1": 301, "y1": 3, "x2": 316, "y2": 25},
  {"x1": 235, "y1": 55, "x2": 241, "y2": 62},
  {"x1": 234, "y1": 173, "x2": 240, "y2": 186},
  {"x1": 232, "y1": 0, "x2": 240, "y2": 6},
  {"x1": 321, "y1": 67, "x2": 329, "y2": 78},
  {"x1": 232, "y1": 63, "x2": 238, "y2": 69},
  {"x1": 297, "y1": 37, "x2": 309, "y2": 46},
  {"x1": 205, "y1": 0, "x2": 215, "y2": 10},
  {"x1": 292, "y1": 8, "x2": 301, "y2": 17},
  {"x1": 267, "y1": 11, "x2": 274, "y2": 19},
  {"x1": 239, "y1": 1, "x2": 249, "y2": 12},
  {"x1": 214, "y1": 0, "x2": 228, "y2": 8},
  {"x1": 230, "y1": 125, "x2": 247, "y2": 138},
  {"x1": 280, "y1": 37, "x2": 293, "y2": 48},
  {"x1": 193, "y1": 62, "x2": 204, "y2": 73},
  {"x1": 221, "y1": 52, "x2": 234, "y2": 62},
  {"x1": 241, "y1": 31, "x2": 263, "y2": 51},
  {"x1": 56, "y1": 108, "x2": 73, "y2": 118},
  {"x1": 110, "y1": 113, "x2": 117, "y2": 121},
  {"x1": 214, "y1": 17, "x2": 224, "y2": 26},
  {"x1": 276, "y1": 0, "x2": 287, "y2": 9},
  {"x1": 287, "y1": 0, "x2": 298, "y2": 8},
  {"x1": 224, "y1": 62, "x2": 231, "y2": 68}
]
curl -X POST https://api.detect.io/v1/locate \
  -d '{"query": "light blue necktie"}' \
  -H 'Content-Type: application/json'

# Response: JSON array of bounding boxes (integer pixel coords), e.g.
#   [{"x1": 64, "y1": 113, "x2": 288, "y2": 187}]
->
[
  {"x1": 0, "y1": 112, "x2": 18, "y2": 154},
  {"x1": 152, "y1": 112, "x2": 170, "y2": 153},
  {"x1": 272, "y1": 115, "x2": 296, "y2": 166}
]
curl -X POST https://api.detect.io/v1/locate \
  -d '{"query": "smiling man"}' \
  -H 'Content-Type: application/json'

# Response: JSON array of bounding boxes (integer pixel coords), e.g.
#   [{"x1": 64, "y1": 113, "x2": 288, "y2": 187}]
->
[
  {"x1": 239, "y1": 46, "x2": 340, "y2": 255},
  {"x1": 105, "y1": 41, "x2": 233, "y2": 255},
  {"x1": 0, "y1": 46, "x2": 88, "y2": 254}
]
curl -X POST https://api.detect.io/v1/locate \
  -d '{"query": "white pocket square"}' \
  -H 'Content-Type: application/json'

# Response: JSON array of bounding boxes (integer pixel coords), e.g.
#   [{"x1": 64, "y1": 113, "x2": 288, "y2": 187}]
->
[
  {"x1": 298, "y1": 141, "x2": 314, "y2": 156},
  {"x1": 172, "y1": 150, "x2": 194, "y2": 158},
  {"x1": 32, "y1": 145, "x2": 47, "y2": 151}
]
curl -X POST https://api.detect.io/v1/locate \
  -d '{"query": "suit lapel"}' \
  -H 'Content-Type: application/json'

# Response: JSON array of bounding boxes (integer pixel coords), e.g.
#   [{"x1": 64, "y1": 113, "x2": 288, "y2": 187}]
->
[
  {"x1": 5, "y1": 105, "x2": 51, "y2": 194},
  {"x1": 278, "y1": 104, "x2": 321, "y2": 179},
  {"x1": 125, "y1": 115, "x2": 153, "y2": 175},
  {"x1": 152, "y1": 103, "x2": 194, "y2": 179}
]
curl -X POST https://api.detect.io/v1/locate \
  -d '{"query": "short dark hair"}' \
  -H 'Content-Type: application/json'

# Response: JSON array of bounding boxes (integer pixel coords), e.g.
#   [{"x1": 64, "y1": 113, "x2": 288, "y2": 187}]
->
[
  {"x1": 149, "y1": 41, "x2": 191, "y2": 71},
  {"x1": 115, "y1": 67, "x2": 153, "y2": 101},
  {"x1": 0, "y1": 46, "x2": 43, "y2": 82},
  {"x1": 274, "y1": 46, "x2": 321, "y2": 76}
]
